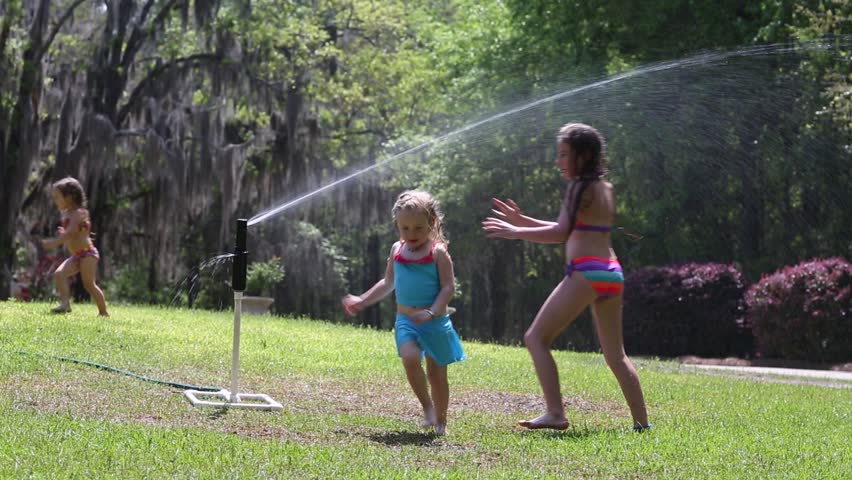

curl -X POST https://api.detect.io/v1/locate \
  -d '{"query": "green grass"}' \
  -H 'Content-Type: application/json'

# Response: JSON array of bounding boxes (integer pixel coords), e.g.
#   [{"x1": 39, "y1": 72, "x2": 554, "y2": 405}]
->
[{"x1": 1, "y1": 301, "x2": 849, "y2": 479}]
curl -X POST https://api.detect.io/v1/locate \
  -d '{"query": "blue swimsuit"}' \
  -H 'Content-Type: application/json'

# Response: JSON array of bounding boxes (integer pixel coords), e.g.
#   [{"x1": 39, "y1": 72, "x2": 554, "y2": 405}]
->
[{"x1": 393, "y1": 242, "x2": 466, "y2": 366}]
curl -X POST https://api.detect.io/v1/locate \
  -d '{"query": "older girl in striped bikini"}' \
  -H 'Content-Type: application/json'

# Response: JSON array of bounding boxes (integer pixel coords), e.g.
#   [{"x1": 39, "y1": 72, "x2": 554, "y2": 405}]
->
[{"x1": 482, "y1": 123, "x2": 650, "y2": 432}]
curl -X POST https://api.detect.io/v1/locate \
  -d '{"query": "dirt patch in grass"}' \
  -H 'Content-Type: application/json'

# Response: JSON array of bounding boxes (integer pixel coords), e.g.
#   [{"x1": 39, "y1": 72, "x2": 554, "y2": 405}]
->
[
  {"x1": 2, "y1": 368, "x2": 620, "y2": 449},
  {"x1": 454, "y1": 389, "x2": 622, "y2": 416}
]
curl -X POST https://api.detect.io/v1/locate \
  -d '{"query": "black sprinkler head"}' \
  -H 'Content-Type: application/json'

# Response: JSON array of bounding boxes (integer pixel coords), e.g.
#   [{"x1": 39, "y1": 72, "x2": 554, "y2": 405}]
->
[{"x1": 232, "y1": 219, "x2": 248, "y2": 292}]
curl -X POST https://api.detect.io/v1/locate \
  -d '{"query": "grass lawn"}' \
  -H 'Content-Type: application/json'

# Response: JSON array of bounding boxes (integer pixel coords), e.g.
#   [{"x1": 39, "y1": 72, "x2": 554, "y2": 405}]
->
[{"x1": 1, "y1": 301, "x2": 849, "y2": 479}]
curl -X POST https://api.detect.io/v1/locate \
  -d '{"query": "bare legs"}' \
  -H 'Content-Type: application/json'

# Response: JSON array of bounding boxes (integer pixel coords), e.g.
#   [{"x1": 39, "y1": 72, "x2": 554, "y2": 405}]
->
[
  {"x1": 521, "y1": 274, "x2": 649, "y2": 430},
  {"x1": 399, "y1": 340, "x2": 449, "y2": 435},
  {"x1": 592, "y1": 298, "x2": 648, "y2": 427},
  {"x1": 52, "y1": 258, "x2": 78, "y2": 312},
  {"x1": 520, "y1": 274, "x2": 595, "y2": 429},
  {"x1": 79, "y1": 257, "x2": 109, "y2": 316},
  {"x1": 52, "y1": 257, "x2": 109, "y2": 316}
]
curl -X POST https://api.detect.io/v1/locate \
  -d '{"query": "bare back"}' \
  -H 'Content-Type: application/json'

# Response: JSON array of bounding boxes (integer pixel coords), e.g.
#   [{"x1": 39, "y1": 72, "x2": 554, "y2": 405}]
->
[{"x1": 564, "y1": 180, "x2": 616, "y2": 260}]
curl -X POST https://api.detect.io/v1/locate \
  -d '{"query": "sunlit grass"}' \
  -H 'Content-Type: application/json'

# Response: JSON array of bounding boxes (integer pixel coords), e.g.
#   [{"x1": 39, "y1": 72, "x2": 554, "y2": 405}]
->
[{"x1": 1, "y1": 301, "x2": 849, "y2": 479}]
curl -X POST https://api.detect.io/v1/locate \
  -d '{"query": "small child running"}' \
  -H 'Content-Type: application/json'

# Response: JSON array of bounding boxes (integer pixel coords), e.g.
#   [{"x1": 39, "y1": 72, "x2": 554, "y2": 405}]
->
[
  {"x1": 41, "y1": 177, "x2": 109, "y2": 316},
  {"x1": 342, "y1": 190, "x2": 465, "y2": 435}
]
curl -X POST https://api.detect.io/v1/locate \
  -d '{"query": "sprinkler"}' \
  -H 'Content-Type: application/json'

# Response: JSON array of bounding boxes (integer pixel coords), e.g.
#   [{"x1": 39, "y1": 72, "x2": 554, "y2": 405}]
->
[{"x1": 184, "y1": 219, "x2": 283, "y2": 411}]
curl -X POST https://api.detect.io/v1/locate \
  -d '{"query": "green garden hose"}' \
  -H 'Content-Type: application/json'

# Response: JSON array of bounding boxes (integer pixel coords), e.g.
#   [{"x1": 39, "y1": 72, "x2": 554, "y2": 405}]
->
[{"x1": 6, "y1": 349, "x2": 221, "y2": 392}]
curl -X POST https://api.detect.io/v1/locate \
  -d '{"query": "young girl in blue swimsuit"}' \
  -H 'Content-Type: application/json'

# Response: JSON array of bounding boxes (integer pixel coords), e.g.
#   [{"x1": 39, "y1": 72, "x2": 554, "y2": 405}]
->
[
  {"x1": 342, "y1": 190, "x2": 465, "y2": 436},
  {"x1": 483, "y1": 123, "x2": 650, "y2": 432}
]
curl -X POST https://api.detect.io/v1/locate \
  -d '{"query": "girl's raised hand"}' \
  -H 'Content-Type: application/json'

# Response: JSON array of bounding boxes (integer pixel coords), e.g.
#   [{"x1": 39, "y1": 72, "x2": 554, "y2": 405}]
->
[
  {"x1": 491, "y1": 198, "x2": 523, "y2": 226},
  {"x1": 341, "y1": 294, "x2": 363, "y2": 316},
  {"x1": 482, "y1": 217, "x2": 521, "y2": 240}
]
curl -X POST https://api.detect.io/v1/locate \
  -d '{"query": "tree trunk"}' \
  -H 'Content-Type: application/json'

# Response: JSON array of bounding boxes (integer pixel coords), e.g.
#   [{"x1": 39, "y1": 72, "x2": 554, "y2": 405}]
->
[{"x1": 0, "y1": 0, "x2": 49, "y2": 299}]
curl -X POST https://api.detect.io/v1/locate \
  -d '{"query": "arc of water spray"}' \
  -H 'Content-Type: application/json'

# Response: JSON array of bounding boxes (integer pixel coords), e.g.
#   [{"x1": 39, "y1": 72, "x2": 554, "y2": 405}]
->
[{"x1": 246, "y1": 42, "x2": 826, "y2": 227}]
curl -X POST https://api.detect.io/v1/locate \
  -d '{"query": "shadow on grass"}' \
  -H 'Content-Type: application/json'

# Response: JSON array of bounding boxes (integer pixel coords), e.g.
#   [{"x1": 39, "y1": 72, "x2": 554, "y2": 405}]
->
[
  {"x1": 516, "y1": 424, "x2": 624, "y2": 440},
  {"x1": 367, "y1": 430, "x2": 439, "y2": 446},
  {"x1": 205, "y1": 407, "x2": 230, "y2": 420}
]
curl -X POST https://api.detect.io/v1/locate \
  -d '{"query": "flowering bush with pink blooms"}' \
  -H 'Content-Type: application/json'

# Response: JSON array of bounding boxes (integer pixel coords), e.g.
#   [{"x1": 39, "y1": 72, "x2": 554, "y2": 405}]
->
[
  {"x1": 745, "y1": 257, "x2": 851, "y2": 363},
  {"x1": 623, "y1": 263, "x2": 748, "y2": 357}
]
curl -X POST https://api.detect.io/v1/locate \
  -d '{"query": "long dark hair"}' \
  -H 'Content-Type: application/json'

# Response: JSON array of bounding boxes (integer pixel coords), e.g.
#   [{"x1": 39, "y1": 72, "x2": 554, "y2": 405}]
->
[{"x1": 558, "y1": 123, "x2": 608, "y2": 234}]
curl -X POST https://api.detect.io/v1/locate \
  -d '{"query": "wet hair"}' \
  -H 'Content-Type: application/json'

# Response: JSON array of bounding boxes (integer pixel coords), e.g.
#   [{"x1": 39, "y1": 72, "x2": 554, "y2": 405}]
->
[
  {"x1": 52, "y1": 177, "x2": 87, "y2": 208},
  {"x1": 391, "y1": 190, "x2": 448, "y2": 245},
  {"x1": 557, "y1": 123, "x2": 608, "y2": 234}
]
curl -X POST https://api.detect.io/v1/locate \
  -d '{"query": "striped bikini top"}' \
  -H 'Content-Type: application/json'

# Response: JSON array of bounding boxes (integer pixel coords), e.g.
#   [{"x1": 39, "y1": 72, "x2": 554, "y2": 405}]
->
[{"x1": 574, "y1": 220, "x2": 612, "y2": 232}]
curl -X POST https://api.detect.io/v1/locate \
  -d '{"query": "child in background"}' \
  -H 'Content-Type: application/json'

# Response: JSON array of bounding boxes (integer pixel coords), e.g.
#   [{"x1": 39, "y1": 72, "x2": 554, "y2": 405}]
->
[
  {"x1": 41, "y1": 177, "x2": 109, "y2": 316},
  {"x1": 483, "y1": 123, "x2": 650, "y2": 432},
  {"x1": 342, "y1": 190, "x2": 465, "y2": 435}
]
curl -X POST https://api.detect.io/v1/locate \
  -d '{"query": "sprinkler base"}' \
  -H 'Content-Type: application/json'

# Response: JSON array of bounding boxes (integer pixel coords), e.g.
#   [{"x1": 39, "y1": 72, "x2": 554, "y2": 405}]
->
[{"x1": 184, "y1": 389, "x2": 283, "y2": 410}]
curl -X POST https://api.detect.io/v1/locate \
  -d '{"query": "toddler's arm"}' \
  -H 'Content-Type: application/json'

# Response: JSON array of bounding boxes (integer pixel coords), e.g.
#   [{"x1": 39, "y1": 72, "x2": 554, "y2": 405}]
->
[
  {"x1": 41, "y1": 211, "x2": 82, "y2": 249},
  {"x1": 342, "y1": 242, "x2": 398, "y2": 316},
  {"x1": 426, "y1": 244, "x2": 455, "y2": 320}
]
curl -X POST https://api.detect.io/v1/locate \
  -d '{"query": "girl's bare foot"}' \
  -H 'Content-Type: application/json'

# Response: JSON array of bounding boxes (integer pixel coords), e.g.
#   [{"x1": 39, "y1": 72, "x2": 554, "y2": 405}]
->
[
  {"x1": 99, "y1": 311, "x2": 110, "y2": 317},
  {"x1": 518, "y1": 413, "x2": 569, "y2": 430},
  {"x1": 421, "y1": 406, "x2": 437, "y2": 428},
  {"x1": 51, "y1": 304, "x2": 71, "y2": 313},
  {"x1": 434, "y1": 423, "x2": 447, "y2": 436}
]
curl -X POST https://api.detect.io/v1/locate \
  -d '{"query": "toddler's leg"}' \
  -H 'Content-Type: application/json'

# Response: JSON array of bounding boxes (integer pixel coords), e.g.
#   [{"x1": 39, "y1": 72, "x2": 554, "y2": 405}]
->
[
  {"x1": 80, "y1": 257, "x2": 109, "y2": 316},
  {"x1": 52, "y1": 258, "x2": 78, "y2": 313},
  {"x1": 399, "y1": 341, "x2": 435, "y2": 427},
  {"x1": 426, "y1": 356, "x2": 448, "y2": 435}
]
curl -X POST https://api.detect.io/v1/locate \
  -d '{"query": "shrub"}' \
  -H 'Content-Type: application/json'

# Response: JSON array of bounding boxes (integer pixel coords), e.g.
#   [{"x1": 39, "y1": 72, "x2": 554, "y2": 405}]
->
[
  {"x1": 245, "y1": 256, "x2": 285, "y2": 297},
  {"x1": 107, "y1": 262, "x2": 174, "y2": 304},
  {"x1": 623, "y1": 263, "x2": 747, "y2": 357},
  {"x1": 745, "y1": 257, "x2": 851, "y2": 363}
]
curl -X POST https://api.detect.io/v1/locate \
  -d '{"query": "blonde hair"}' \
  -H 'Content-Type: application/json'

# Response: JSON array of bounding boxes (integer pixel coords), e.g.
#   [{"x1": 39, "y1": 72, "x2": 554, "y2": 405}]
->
[
  {"x1": 52, "y1": 177, "x2": 88, "y2": 208},
  {"x1": 391, "y1": 190, "x2": 448, "y2": 245}
]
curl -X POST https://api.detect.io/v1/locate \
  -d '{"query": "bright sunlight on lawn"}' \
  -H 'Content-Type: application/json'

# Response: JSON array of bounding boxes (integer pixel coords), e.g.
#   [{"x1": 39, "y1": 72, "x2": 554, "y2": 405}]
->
[{"x1": 1, "y1": 302, "x2": 849, "y2": 479}]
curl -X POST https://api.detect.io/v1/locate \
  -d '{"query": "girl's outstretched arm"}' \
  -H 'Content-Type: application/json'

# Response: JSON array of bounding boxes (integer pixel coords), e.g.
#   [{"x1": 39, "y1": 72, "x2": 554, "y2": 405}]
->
[
  {"x1": 490, "y1": 198, "x2": 556, "y2": 228},
  {"x1": 342, "y1": 242, "x2": 398, "y2": 316},
  {"x1": 483, "y1": 201, "x2": 570, "y2": 244}
]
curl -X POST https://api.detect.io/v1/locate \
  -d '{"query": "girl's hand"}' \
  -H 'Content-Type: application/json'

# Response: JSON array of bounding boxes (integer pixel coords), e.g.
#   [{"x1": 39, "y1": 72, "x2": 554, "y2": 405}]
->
[
  {"x1": 341, "y1": 294, "x2": 364, "y2": 316},
  {"x1": 482, "y1": 217, "x2": 521, "y2": 240},
  {"x1": 56, "y1": 226, "x2": 66, "y2": 236},
  {"x1": 411, "y1": 309, "x2": 434, "y2": 325},
  {"x1": 490, "y1": 198, "x2": 524, "y2": 226}
]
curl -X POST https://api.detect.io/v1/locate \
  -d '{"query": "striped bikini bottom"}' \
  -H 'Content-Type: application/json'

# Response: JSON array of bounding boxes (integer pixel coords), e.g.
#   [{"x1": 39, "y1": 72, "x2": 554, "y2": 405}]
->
[
  {"x1": 564, "y1": 256, "x2": 624, "y2": 301},
  {"x1": 71, "y1": 245, "x2": 100, "y2": 263}
]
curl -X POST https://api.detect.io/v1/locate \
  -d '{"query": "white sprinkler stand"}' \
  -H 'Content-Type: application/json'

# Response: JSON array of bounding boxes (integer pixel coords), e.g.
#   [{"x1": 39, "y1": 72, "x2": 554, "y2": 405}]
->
[
  {"x1": 185, "y1": 292, "x2": 283, "y2": 410},
  {"x1": 185, "y1": 219, "x2": 283, "y2": 411}
]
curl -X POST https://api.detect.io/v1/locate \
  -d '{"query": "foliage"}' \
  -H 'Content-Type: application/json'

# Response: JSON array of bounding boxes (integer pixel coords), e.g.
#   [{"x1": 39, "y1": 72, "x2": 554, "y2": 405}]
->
[
  {"x1": 1, "y1": 0, "x2": 850, "y2": 355},
  {"x1": 245, "y1": 256, "x2": 285, "y2": 297},
  {"x1": 623, "y1": 263, "x2": 748, "y2": 357},
  {"x1": 745, "y1": 257, "x2": 852, "y2": 363},
  {"x1": 23, "y1": 255, "x2": 64, "y2": 301},
  {"x1": 105, "y1": 261, "x2": 175, "y2": 305}
]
